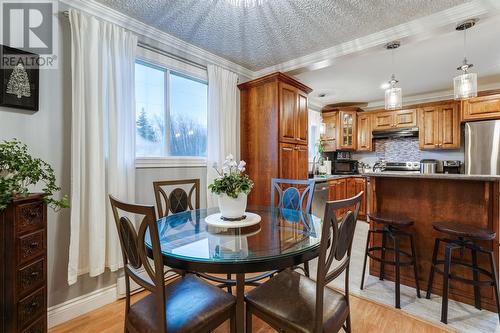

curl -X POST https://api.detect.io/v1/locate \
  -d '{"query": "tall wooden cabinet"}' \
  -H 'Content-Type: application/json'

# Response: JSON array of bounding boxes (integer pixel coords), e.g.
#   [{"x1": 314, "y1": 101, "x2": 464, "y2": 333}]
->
[
  {"x1": 357, "y1": 113, "x2": 372, "y2": 151},
  {"x1": 1, "y1": 194, "x2": 48, "y2": 333},
  {"x1": 239, "y1": 72, "x2": 312, "y2": 206}
]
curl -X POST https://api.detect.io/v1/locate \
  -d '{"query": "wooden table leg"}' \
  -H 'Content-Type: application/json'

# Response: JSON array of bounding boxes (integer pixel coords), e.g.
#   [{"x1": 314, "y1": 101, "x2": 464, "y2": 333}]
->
[{"x1": 236, "y1": 273, "x2": 245, "y2": 333}]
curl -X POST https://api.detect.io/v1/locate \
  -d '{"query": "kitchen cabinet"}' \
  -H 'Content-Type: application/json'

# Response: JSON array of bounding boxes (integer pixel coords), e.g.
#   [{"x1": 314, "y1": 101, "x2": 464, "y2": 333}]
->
[
  {"x1": 418, "y1": 103, "x2": 460, "y2": 150},
  {"x1": 338, "y1": 111, "x2": 357, "y2": 150},
  {"x1": 461, "y1": 93, "x2": 500, "y2": 121},
  {"x1": 321, "y1": 107, "x2": 359, "y2": 151},
  {"x1": 321, "y1": 111, "x2": 337, "y2": 152},
  {"x1": 279, "y1": 83, "x2": 308, "y2": 144},
  {"x1": 357, "y1": 113, "x2": 372, "y2": 151},
  {"x1": 239, "y1": 72, "x2": 312, "y2": 206},
  {"x1": 279, "y1": 143, "x2": 308, "y2": 180},
  {"x1": 328, "y1": 177, "x2": 367, "y2": 220},
  {"x1": 372, "y1": 109, "x2": 417, "y2": 131}
]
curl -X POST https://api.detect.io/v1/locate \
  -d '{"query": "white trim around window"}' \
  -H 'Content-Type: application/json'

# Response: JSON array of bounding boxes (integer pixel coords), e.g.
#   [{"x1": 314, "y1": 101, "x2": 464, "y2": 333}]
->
[
  {"x1": 136, "y1": 46, "x2": 207, "y2": 82},
  {"x1": 136, "y1": 157, "x2": 207, "y2": 168}
]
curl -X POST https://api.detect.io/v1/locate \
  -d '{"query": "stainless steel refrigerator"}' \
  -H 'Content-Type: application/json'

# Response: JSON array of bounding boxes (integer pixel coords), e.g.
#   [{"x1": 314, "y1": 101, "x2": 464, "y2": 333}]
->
[{"x1": 465, "y1": 120, "x2": 500, "y2": 175}]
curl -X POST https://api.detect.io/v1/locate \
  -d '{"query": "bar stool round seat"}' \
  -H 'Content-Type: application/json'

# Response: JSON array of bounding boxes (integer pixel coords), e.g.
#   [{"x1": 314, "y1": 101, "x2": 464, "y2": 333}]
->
[
  {"x1": 426, "y1": 221, "x2": 500, "y2": 324},
  {"x1": 433, "y1": 222, "x2": 496, "y2": 241},
  {"x1": 361, "y1": 213, "x2": 421, "y2": 309},
  {"x1": 369, "y1": 213, "x2": 414, "y2": 227}
]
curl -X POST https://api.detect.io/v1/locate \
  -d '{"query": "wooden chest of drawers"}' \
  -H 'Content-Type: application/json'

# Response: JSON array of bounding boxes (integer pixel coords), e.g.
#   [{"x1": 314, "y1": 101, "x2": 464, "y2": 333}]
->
[{"x1": 1, "y1": 194, "x2": 47, "y2": 333}]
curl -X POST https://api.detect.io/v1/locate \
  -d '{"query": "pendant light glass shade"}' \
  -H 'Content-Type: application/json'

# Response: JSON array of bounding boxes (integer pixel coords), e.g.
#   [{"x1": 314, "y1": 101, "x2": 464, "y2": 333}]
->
[
  {"x1": 453, "y1": 19, "x2": 478, "y2": 100},
  {"x1": 385, "y1": 86, "x2": 402, "y2": 110},
  {"x1": 454, "y1": 71, "x2": 477, "y2": 100},
  {"x1": 383, "y1": 42, "x2": 402, "y2": 110},
  {"x1": 385, "y1": 74, "x2": 402, "y2": 110}
]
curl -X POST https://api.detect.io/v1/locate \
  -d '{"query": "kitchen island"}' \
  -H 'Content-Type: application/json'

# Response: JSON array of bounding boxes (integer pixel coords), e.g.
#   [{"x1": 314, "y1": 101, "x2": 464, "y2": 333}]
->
[{"x1": 365, "y1": 172, "x2": 500, "y2": 312}]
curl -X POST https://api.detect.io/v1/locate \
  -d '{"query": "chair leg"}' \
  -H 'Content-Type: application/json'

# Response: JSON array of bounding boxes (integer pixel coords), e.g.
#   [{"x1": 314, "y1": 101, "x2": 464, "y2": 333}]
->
[
  {"x1": 394, "y1": 235, "x2": 401, "y2": 309},
  {"x1": 227, "y1": 274, "x2": 233, "y2": 294},
  {"x1": 471, "y1": 248, "x2": 482, "y2": 310},
  {"x1": 304, "y1": 261, "x2": 310, "y2": 278},
  {"x1": 380, "y1": 231, "x2": 387, "y2": 281},
  {"x1": 345, "y1": 313, "x2": 352, "y2": 333},
  {"x1": 426, "y1": 238, "x2": 440, "y2": 299},
  {"x1": 488, "y1": 251, "x2": 500, "y2": 323},
  {"x1": 230, "y1": 309, "x2": 236, "y2": 333},
  {"x1": 246, "y1": 306, "x2": 252, "y2": 332},
  {"x1": 360, "y1": 230, "x2": 371, "y2": 290},
  {"x1": 409, "y1": 234, "x2": 421, "y2": 298},
  {"x1": 441, "y1": 244, "x2": 454, "y2": 324}
]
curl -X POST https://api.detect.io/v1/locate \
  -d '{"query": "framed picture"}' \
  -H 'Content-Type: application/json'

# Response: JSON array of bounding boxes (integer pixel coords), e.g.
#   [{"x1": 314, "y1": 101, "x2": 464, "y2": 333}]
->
[{"x1": 0, "y1": 45, "x2": 39, "y2": 111}]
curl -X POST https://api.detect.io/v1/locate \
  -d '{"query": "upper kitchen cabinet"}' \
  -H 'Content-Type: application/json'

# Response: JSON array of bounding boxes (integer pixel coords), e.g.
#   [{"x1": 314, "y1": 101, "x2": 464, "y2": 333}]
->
[
  {"x1": 372, "y1": 109, "x2": 417, "y2": 131},
  {"x1": 279, "y1": 82, "x2": 309, "y2": 145},
  {"x1": 321, "y1": 111, "x2": 337, "y2": 152},
  {"x1": 321, "y1": 107, "x2": 360, "y2": 151},
  {"x1": 357, "y1": 112, "x2": 372, "y2": 151},
  {"x1": 339, "y1": 110, "x2": 357, "y2": 150},
  {"x1": 461, "y1": 93, "x2": 500, "y2": 122},
  {"x1": 239, "y1": 72, "x2": 312, "y2": 206},
  {"x1": 418, "y1": 102, "x2": 460, "y2": 150}
]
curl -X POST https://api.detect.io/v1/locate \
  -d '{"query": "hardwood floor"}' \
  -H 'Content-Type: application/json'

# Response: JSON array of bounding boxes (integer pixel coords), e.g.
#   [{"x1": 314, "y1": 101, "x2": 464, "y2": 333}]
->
[{"x1": 50, "y1": 290, "x2": 450, "y2": 333}]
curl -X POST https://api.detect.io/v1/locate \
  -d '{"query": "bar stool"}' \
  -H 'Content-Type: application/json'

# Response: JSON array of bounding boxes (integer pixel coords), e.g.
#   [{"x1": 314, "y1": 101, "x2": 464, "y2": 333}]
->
[
  {"x1": 360, "y1": 213, "x2": 421, "y2": 309},
  {"x1": 426, "y1": 222, "x2": 500, "y2": 324}
]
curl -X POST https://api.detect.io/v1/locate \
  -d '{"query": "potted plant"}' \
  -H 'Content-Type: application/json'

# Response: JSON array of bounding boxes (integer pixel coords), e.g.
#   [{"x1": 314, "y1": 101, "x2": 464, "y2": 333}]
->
[
  {"x1": 0, "y1": 139, "x2": 69, "y2": 211},
  {"x1": 208, "y1": 154, "x2": 254, "y2": 219}
]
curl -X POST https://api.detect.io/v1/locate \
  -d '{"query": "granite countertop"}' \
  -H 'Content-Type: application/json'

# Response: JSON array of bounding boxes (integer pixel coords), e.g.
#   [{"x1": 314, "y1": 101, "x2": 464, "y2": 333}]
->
[
  {"x1": 312, "y1": 174, "x2": 366, "y2": 182},
  {"x1": 361, "y1": 171, "x2": 500, "y2": 181}
]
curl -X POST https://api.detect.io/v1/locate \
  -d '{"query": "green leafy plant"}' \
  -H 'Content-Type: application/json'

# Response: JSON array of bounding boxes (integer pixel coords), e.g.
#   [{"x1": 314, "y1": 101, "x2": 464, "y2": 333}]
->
[
  {"x1": 0, "y1": 139, "x2": 69, "y2": 211},
  {"x1": 208, "y1": 154, "x2": 254, "y2": 198}
]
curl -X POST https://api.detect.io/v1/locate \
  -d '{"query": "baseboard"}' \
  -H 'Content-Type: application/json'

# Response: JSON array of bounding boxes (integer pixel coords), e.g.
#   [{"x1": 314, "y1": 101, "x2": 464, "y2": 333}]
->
[{"x1": 48, "y1": 284, "x2": 118, "y2": 329}]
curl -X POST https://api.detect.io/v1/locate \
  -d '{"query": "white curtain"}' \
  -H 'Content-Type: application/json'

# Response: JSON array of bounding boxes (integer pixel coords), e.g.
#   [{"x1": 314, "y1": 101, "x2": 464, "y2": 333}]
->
[
  {"x1": 68, "y1": 9, "x2": 137, "y2": 285},
  {"x1": 206, "y1": 65, "x2": 239, "y2": 208}
]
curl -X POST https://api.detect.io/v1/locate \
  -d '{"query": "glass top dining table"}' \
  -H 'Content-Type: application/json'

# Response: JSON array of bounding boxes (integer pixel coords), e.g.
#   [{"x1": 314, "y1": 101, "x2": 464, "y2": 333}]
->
[
  {"x1": 145, "y1": 205, "x2": 323, "y2": 333},
  {"x1": 146, "y1": 205, "x2": 323, "y2": 273}
]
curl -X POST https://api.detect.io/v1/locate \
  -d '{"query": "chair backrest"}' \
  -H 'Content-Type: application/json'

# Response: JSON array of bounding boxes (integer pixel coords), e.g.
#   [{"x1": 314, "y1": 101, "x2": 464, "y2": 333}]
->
[
  {"x1": 153, "y1": 179, "x2": 200, "y2": 218},
  {"x1": 109, "y1": 195, "x2": 167, "y2": 332},
  {"x1": 313, "y1": 191, "x2": 364, "y2": 333},
  {"x1": 271, "y1": 178, "x2": 315, "y2": 213}
]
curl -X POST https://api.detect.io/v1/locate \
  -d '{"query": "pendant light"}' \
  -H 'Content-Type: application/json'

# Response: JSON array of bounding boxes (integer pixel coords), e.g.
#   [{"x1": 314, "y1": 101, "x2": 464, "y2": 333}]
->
[
  {"x1": 454, "y1": 19, "x2": 478, "y2": 100},
  {"x1": 384, "y1": 41, "x2": 402, "y2": 110}
]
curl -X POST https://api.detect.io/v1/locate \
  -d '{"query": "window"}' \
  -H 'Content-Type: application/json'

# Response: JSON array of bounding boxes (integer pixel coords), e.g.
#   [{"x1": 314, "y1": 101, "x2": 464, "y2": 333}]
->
[{"x1": 135, "y1": 61, "x2": 208, "y2": 160}]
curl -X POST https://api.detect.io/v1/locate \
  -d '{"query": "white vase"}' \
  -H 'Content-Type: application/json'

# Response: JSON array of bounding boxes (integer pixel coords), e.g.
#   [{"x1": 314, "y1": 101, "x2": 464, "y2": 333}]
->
[{"x1": 218, "y1": 193, "x2": 247, "y2": 219}]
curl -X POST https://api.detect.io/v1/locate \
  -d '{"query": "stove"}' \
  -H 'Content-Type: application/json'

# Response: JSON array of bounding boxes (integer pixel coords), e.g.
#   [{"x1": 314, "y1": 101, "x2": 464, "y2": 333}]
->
[{"x1": 373, "y1": 161, "x2": 421, "y2": 172}]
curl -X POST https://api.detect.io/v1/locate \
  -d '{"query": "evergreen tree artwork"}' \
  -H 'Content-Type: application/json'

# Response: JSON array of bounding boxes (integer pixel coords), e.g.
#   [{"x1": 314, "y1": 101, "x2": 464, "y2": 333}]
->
[{"x1": 6, "y1": 64, "x2": 31, "y2": 99}]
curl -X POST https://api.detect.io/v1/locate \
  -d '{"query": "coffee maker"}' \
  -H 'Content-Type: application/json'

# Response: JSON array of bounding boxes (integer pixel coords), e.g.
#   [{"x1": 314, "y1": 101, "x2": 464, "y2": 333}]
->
[{"x1": 442, "y1": 160, "x2": 462, "y2": 174}]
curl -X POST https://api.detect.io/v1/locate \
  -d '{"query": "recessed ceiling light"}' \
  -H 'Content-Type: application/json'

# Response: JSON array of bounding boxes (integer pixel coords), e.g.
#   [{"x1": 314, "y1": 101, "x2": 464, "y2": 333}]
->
[{"x1": 225, "y1": 0, "x2": 267, "y2": 8}]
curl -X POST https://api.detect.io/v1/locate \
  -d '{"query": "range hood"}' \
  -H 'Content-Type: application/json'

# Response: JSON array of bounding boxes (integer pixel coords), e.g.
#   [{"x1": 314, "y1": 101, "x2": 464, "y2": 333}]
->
[{"x1": 372, "y1": 127, "x2": 419, "y2": 139}]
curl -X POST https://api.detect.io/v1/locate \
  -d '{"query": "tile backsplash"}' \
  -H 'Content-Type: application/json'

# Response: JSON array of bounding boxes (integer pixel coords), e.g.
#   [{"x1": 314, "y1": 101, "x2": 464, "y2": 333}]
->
[
  {"x1": 374, "y1": 137, "x2": 421, "y2": 162},
  {"x1": 353, "y1": 137, "x2": 464, "y2": 165}
]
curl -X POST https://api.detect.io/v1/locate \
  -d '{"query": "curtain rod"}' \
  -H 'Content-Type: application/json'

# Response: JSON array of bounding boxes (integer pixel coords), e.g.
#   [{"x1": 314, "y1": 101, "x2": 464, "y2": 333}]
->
[{"x1": 62, "y1": 10, "x2": 207, "y2": 71}]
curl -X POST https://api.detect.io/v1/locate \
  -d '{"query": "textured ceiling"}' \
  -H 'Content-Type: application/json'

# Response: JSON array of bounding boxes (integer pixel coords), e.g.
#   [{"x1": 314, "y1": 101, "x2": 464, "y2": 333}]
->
[
  {"x1": 95, "y1": 0, "x2": 469, "y2": 71},
  {"x1": 296, "y1": 15, "x2": 500, "y2": 106}
]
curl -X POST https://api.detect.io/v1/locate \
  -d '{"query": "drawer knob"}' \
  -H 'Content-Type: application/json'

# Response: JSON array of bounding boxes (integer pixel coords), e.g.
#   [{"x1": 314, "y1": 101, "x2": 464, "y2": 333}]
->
[
  {"x1": 31, "y1": 271, "x2": 40, "y2": 277},
  {"x1": 29, "y1": 241, "x2": 39, "y2": 248}
]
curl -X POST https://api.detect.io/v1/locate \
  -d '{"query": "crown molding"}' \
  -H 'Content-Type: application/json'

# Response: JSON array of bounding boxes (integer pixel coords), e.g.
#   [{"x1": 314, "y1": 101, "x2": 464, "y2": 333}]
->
[
  {"x1": 365, "y1": 82, "x2": 500, "y2": 110},
  {"x1": 59, "y1": 0, "x2": 254, "y2": 79},
  {"x1": 253, "y1": 0, "x2": 498, "y2": 77}
]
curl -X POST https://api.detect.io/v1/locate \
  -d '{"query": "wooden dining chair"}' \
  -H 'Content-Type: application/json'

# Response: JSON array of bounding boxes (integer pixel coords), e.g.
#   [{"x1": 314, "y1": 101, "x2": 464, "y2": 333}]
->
[
  {"x1": 109, "y1": 195, "x2": 236, "y2": 333},
  {"x1": 153, "y1": 179, "x2": 200, "y2": 218},
  {"x1": 245, "y1": 192, "x2": 363, "y2": 333},
  {"x1": 271, "y1": 178, "x2": 316, "y2": 276}
]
